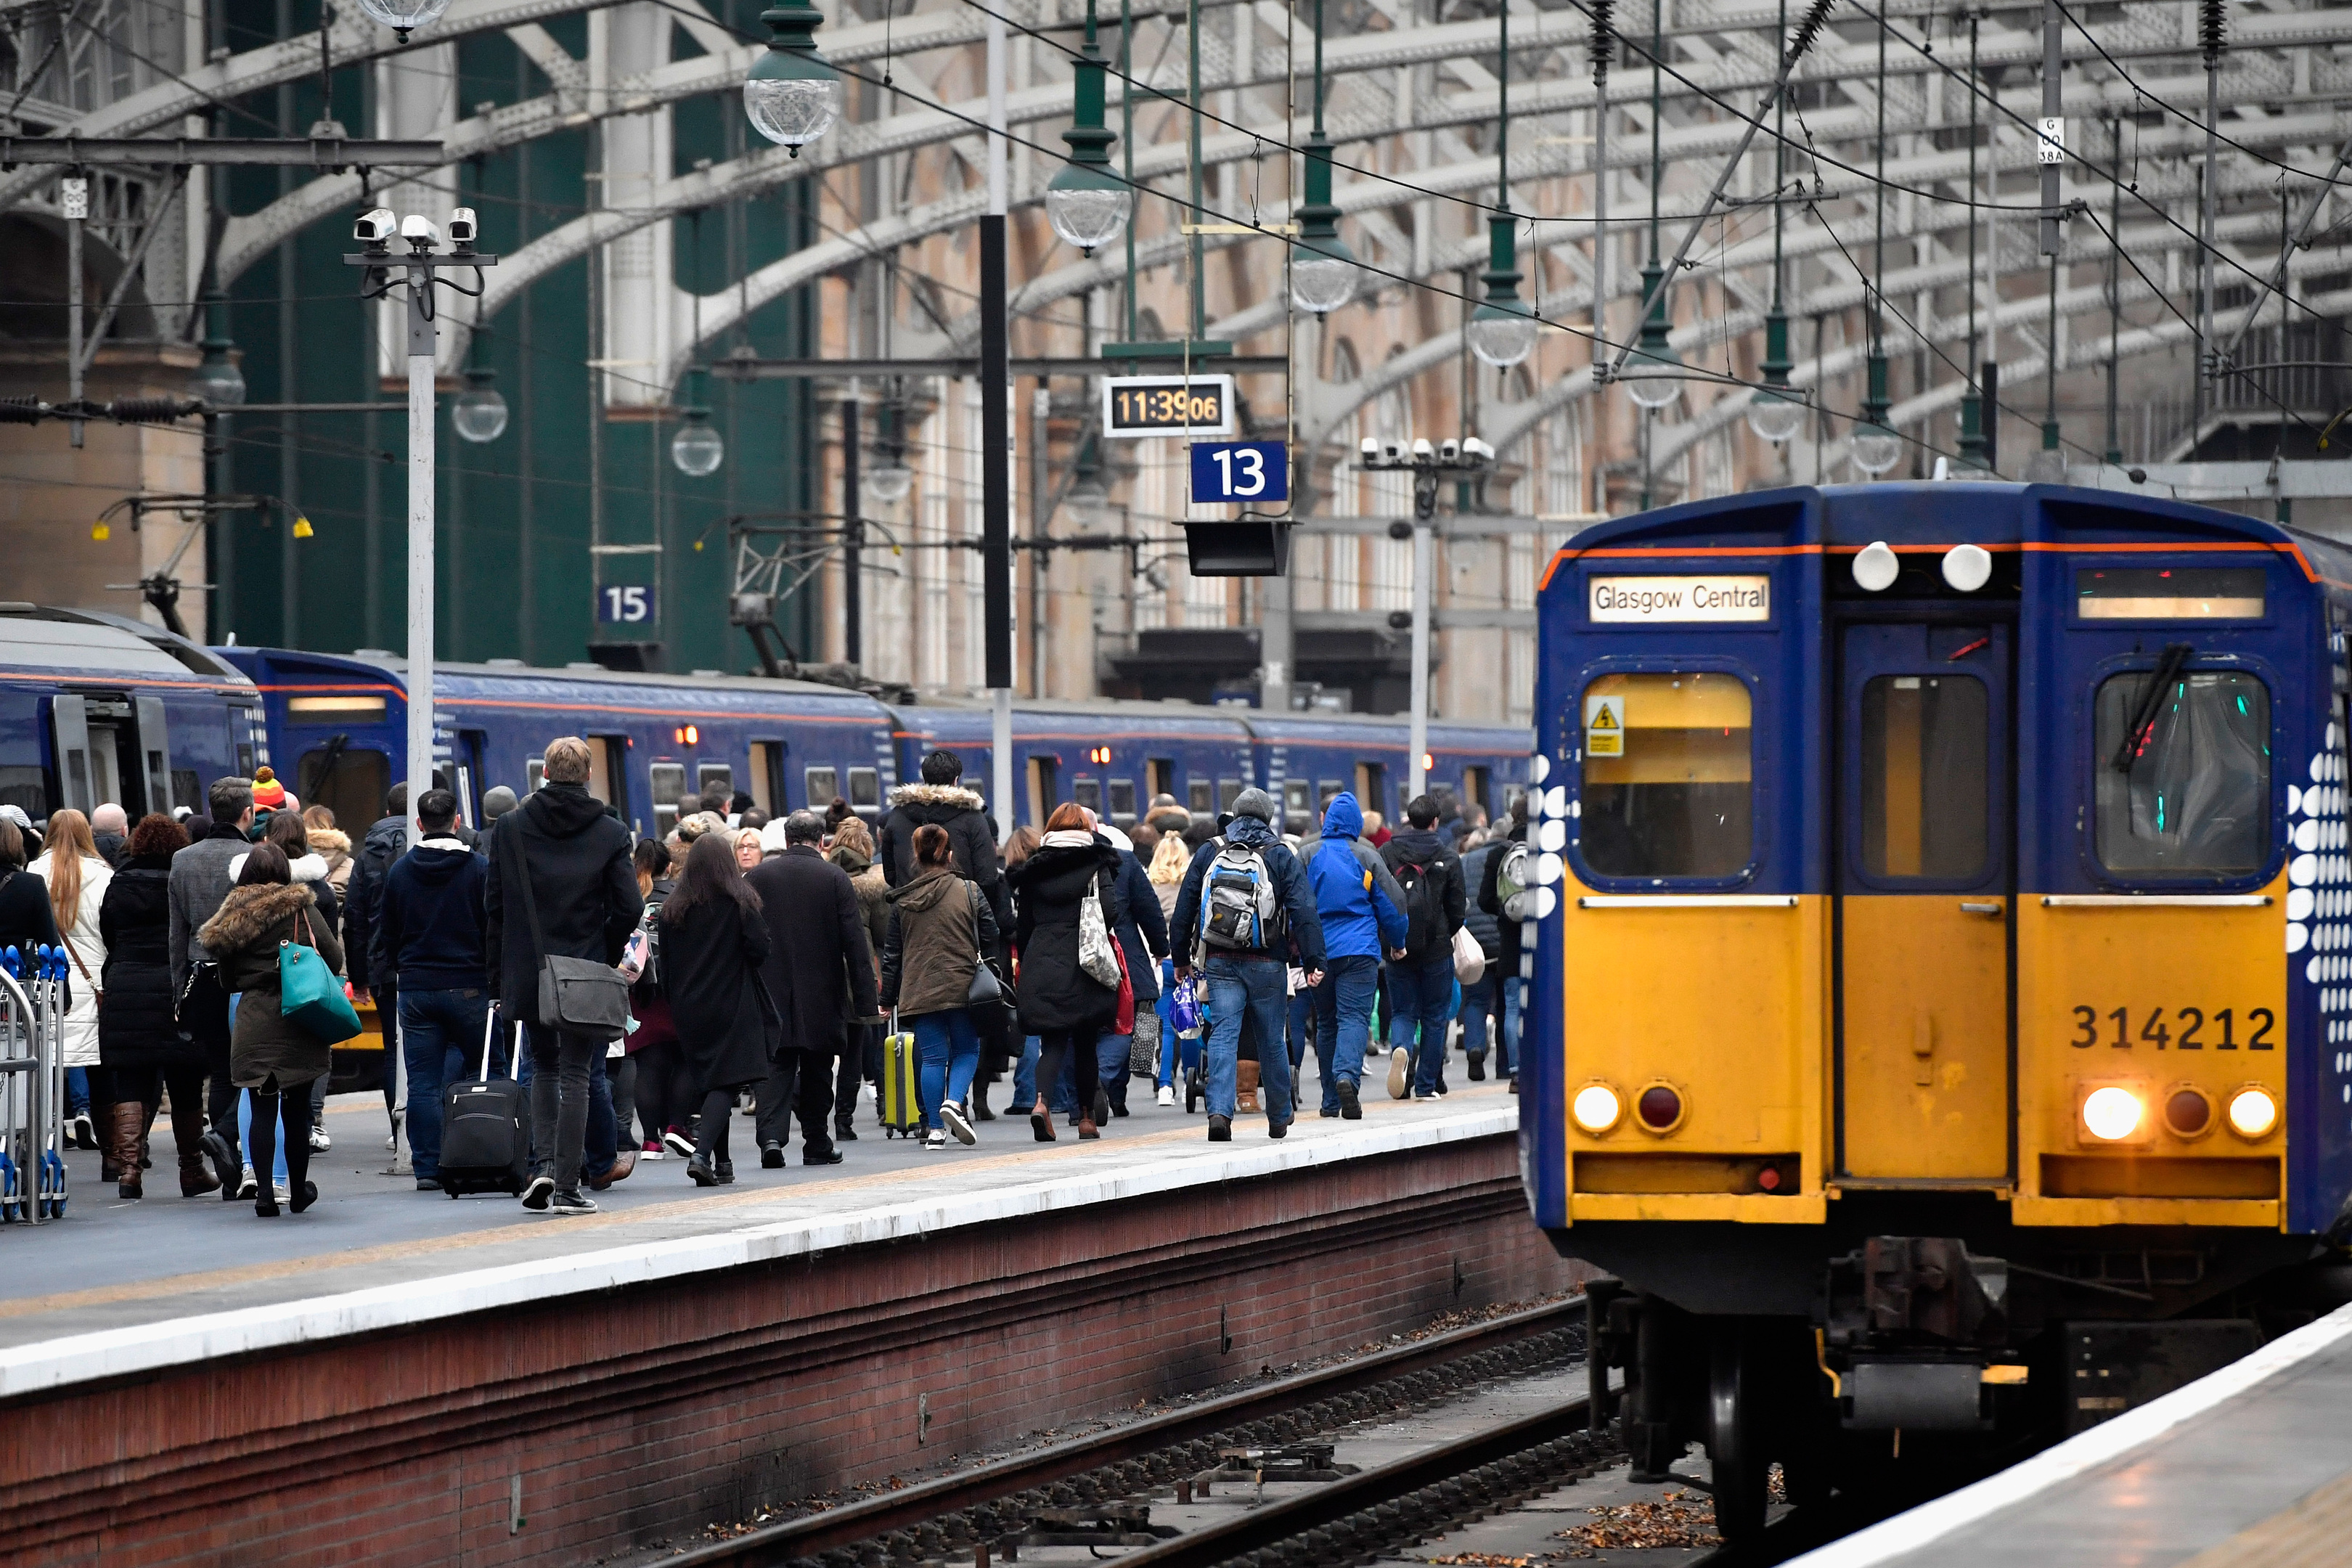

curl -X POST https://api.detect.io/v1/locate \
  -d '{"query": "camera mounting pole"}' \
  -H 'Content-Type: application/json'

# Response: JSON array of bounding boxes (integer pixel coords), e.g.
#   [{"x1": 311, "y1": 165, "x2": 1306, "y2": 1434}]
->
[
  {"x1": 1357, "y1": 437, "x2": 1493, "y2": 802},
  {"x1": 344, "y1": 209, "x2": 497, "y2": 849}
]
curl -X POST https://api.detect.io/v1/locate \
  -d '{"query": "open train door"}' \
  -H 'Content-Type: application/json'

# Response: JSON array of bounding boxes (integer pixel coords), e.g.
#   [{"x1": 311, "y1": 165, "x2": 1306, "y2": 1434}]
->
[{"x1": 1834, "y1": 617, "x2": 2014, "y2": 1183}]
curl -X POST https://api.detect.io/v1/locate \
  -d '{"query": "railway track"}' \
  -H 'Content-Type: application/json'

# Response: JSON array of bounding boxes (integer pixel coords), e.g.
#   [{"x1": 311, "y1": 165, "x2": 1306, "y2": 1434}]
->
[{"x1": 666, "y1": 1297, "x2": 1596, "y2": 1568}]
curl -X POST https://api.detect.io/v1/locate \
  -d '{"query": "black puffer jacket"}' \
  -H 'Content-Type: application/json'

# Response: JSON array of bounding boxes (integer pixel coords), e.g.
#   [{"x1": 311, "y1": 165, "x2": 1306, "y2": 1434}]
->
[
  {"x1": 1010, "y1": 838, "x2": 1127, "y2": 1034},
  {"x1": 878, "y1": 783, "x2": 1002, "y2": 899},
  {"x1": 97, "y1": 853, "x2": 195, "y2": 1069}
]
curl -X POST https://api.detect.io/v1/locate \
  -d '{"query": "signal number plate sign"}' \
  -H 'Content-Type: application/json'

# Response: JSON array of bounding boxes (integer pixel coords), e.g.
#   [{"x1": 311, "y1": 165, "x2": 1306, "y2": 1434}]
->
[{"x1": 1103, "y1": 374, "x2": 1236, "y2": 438}]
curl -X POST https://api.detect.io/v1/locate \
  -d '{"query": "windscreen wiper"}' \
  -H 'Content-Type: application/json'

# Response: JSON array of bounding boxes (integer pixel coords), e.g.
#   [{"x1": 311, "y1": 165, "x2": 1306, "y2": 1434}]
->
[{"x1": 2111, "y1": 644, "x2": 2195, "y2": 773}]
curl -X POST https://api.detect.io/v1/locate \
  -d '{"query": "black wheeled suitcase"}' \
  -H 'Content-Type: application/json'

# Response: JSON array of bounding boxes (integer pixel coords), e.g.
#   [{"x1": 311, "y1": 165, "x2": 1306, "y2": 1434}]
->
[{"x1": 438, "y1": 1015, "x2": 531, "y2": 1198}]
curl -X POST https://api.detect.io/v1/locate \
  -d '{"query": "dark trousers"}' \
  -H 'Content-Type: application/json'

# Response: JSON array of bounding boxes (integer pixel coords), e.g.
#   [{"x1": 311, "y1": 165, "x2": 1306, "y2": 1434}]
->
[
  {"x1": 756, "y1": 1050, "x2": 836, "y2": 1152},
  {"x1": 523, "y1": 1021, "x2": 599, "y2": 1192},
  {"x1": 1037, "y1": 1030, "x2": 1101, "y2": 1122},
  {"x1": 833, "y1": 1024, "x2": 870, "y2": 1125},
  {"x1": 182, "y1": 968, "x2": 238, "y2": 1146}
]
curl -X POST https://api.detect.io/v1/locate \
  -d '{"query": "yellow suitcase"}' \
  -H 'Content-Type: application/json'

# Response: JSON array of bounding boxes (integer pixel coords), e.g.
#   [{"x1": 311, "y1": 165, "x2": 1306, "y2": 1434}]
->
[{"x1": 881, "y1": 1021, "x2": 922, "y2": 1138}]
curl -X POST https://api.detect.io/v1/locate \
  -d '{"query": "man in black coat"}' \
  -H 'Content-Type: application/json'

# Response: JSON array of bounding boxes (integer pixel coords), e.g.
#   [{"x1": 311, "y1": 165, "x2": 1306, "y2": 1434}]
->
[
  {"x1": 484, "y1": 739, "x2": 641, "y2": 1214},
  {"x1": 746, "y1": 809, "x2": 880, "y2": 1166},
  {"x1": 878, "y1": 749, "x2": 1002, "y2": 900},
  {"x1": 1379, "y1": 793, "x2": 1469, "y2": 1101}
]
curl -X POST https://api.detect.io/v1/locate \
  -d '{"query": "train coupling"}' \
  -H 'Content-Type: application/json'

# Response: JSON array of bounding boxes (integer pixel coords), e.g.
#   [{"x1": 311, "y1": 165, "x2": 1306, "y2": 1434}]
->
[{"x1": 1822, "y1": 1237, "x2": 2028, "y2": 1431}]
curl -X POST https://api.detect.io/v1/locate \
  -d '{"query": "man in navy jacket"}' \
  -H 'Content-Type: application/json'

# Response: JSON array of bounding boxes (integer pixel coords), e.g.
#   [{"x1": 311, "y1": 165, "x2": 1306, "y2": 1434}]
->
[{"x1": 372, "y1": 788, "x2": 491, "y2": 1190}]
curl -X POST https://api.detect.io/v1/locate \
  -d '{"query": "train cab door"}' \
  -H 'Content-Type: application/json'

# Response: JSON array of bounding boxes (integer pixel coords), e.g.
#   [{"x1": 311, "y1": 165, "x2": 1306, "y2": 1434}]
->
[{"x1": 1835, "y1": 621, "x2": 2013, "y2": 1182}]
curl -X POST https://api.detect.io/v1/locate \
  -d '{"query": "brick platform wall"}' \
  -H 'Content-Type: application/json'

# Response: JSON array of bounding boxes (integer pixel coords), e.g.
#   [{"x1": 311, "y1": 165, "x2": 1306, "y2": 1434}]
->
[{"x1": 4, "y1": 1134, "x2": 1583, "y2": 1568}]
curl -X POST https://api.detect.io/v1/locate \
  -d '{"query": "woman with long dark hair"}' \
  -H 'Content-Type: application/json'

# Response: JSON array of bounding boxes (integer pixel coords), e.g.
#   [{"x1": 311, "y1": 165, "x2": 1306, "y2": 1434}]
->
[
  {"x1": 659, "y1": 832, "x2": 776, "y2": 1185},
  {"x1": 197, "y1": 841, "x2": 344, "y2": 1216},
  {"x1": 1008, "y1": 802, "x2": 1126, "y2": 1141},
  {"x1": 98, "y1": 814, "x2": 214, "y2": 1198}
]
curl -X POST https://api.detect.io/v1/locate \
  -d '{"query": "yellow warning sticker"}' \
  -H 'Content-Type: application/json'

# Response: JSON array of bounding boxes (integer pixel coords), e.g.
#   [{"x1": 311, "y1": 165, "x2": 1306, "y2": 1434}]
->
[{"x1": 1585, "y1": 695, "x2": 1625, "y2": 757}]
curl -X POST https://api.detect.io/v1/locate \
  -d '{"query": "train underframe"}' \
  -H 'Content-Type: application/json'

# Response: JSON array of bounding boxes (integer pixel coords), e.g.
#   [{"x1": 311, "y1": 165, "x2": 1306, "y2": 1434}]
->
[{"x1": 1551, "y1": 1200, "x2": 2348, "y2": 1543}]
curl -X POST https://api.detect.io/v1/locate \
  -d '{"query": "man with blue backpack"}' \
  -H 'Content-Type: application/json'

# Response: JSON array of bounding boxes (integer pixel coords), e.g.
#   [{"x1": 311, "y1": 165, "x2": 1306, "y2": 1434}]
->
[
  {"x1": 1169, "y1": 788, "x2": 1325, "y2": 1142},
  {"x1": 1303, "y1": 792, "x2": 1408, "y2": 1120}
]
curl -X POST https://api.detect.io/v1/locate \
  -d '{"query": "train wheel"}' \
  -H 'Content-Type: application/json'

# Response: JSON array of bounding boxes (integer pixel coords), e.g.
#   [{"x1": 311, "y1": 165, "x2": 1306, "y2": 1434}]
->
[{"x1": 1708, "y1": 1322, "x2": 1768, "y2": 1546}]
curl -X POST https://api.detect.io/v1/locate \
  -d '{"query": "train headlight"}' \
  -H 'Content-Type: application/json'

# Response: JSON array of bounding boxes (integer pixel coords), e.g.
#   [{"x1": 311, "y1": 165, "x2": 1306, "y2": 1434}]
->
[
  {"x1": 2226, "y1": 1086, "x2": 2279, "y2": 1140},
  {"x1": 1571, "y1": 1082, "x2": 1623, "y2": 1135},
  {"x1": 2081, "y1": 1086, "x2": 2144, "y2": 1142}
]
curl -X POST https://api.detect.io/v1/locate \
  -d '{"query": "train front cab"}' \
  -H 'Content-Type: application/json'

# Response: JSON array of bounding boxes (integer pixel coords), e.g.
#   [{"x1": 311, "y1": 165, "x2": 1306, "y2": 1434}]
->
[{"x1": 1527, "y1": 483, "x2": 2351, "y2": 1538}]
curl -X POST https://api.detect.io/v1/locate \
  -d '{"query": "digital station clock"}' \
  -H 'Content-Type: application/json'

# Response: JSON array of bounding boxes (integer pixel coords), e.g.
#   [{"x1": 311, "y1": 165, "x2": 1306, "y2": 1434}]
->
[{"x1": 1100, "y1": 374, "x2": 1237, "y2": 438}]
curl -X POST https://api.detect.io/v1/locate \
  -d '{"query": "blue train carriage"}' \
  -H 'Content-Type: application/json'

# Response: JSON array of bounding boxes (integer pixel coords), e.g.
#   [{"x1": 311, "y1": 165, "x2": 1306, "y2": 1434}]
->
[
  {"x1": 1240, "y1": 711, "x2": 1532, "y2": 834},
  {"x1": 887, "y1": 698, "x2": 1257, "y2": 833},
  {"x1": 0, "y1": 605, "x2": 260, "y2": 825},
  {"x1": 1522, "y1": 481, "x2": 2352, "y2": 1541}
]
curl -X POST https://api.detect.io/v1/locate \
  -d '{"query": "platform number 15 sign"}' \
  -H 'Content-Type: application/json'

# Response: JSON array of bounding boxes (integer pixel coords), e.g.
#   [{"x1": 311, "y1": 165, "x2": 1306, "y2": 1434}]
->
[
  {"x1": 599, "y1": 584, "x2": 653, "y2": 624},
  {"x1": 1190, "y1": 441, "x2": 1289, "y2": 505}
]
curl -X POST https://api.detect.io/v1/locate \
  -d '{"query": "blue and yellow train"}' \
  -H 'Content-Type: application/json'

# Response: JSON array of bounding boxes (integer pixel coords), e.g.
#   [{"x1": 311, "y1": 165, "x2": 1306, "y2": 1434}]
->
[{"x1": 1524, "y1": 481, "x2": 2352, "y2": 1537}]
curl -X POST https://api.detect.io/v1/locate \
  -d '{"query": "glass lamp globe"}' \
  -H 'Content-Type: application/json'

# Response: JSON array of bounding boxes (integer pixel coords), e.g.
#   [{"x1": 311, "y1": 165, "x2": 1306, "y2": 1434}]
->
[
  {"x1": 451, "y1": 370, "x2": 508, "y2": 444},
  {"x1": 1745, "y1": 388, "x2": 1805, "y2": 444},
  {"x1": 351, "y1": 0, "x2": 451, "y2": 41},
  {"x1": 187, "y1": 349, "x2": 245, "y2": 409},
  {"x1": 1044, "y1": 168, "x2": 1132, "y2": 255},
  {"x1": 1619, "y1": 348, "x2": 1683, "y2": 410},
  {"x1": 865, "y1": 458, "x2": 915, "y2": 504},
  {"x1": 1065, "y1": 480, "x2": 1110, "y2": 528},
  {"x1": 671, "y1": 411, "x2": 725, "y2": 478},
  {"x1": 1850, "y1": 421, "x2": 1904, "y2": 476},
  {"x1": 1466, "y1": 303, "x2": 1539, "y2": 369},
  {"x1": 1291, "y1": 239, "x2": 1360, "y2": 316}
]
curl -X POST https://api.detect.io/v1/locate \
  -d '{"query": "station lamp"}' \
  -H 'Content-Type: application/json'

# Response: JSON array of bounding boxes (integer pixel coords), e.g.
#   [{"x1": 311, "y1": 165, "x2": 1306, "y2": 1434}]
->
[
  {"x1": 743, "y1": 0, "x2": 843, "y2": 158},
  {"x1": 186, "y1": 289, "x2": 246, "y2": 409},
  {"x1": 1290, "y1": 0, "x2": 1360, "y2": 317},
  {"x1": 1044, "y1": 0, "x2": 1132, "y2": 256},
  {"x1": 1850, "y1": 352, "x2": 1904, "y2": 476},
  {"x1": 352, "y1": 0, "x2": 452, "y2": 43},
  {"x1": 1463, "y1": 0, "x2": 1536, "y2": 369},
  {"x1": 451, "y1": 367, "x2": 508, "y2": 444},
  {"x1": 671, "y1": 369, "x2": 724, "y2": 477}
]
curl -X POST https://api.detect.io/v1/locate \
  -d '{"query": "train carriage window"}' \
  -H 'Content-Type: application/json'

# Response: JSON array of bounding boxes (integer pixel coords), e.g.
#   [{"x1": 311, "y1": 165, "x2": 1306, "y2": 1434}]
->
[
  {"x1": 0, "y1": 766, "x2": 44, "y2": 817},
  {"x1": 171, "y1": 769, "x2": 202, "y2": 814},
  {"x1": 2094, "y1": 669, "x2": 2271, "y2": 876},
  {"x1": 848, "y1": 767, "x2": 882, "y2": 818},
  {"x1": 1283, "y1": 778, "x2": 1310, "y2": 825},
  {"x1": 648, "y1": 762, "x2": 689, "y2": 838},
  {"x1": 298, "y1": 747, "x2": 392, "y2": 836},
  {"x1": 1860, "y1": 676, "x2": 1989, "y2": 880},
  {"x1": 698, "y1": 763, "x2": 734, "y2": 802},
  {"x1": 2077, "y1": 567, "x2": 2266, "y2": 620},
  {"x1": 526, "y1": 757, "x2": 547, "y2": 793},
  {"x1": 1073, "y1": 776, "x2": 1103, "y2": 814},
  {"x1": 1219, "y1": 778, "x2": 1242, "y2": 812},
  {"x1": 1580, "y1": 672, "x2": 1754, "y2": 880},
  {"x1": 804, "y1": 766, "x2": 839, "y2": 808},
  {"x1": 1108, "y1": 779, "x2": 1138, "y2": 825},
  {"x1": 1318, "y1": 779, "x2": 1343, "y2": 808},
  {"x1": 1188, "y1": 779, "x2": 1214, "y2": 814}
]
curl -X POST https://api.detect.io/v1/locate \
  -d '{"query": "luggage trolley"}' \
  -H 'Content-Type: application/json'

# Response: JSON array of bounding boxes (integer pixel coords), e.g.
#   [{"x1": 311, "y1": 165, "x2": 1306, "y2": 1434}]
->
[{"x1": 0, "y1": 946, "x2": 69, "y2": 1222}]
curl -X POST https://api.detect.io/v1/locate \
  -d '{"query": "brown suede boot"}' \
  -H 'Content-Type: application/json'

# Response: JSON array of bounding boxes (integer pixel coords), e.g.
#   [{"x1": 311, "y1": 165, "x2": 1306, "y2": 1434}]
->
[
  {"x1": 169, "y1": 1095, "x2": 221, "y2": 1198},
  {"x1": 111, "y1": 1102, "x2": 146, "y2": 1199},
  {"x1": 1237, "y1": 1059, "x2": 1261, "y2": 1114}
]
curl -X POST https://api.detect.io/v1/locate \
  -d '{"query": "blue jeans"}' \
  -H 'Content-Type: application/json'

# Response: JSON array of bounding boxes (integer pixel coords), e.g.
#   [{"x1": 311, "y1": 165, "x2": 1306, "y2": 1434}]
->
[
  {"x1": 1310, "y1": 955, "x2": 1380, "y2": 1113},
  {"x1": 1458, "y1": 972, "x2": 1495, "y2": 1063},
  {"x1": 1203, "y1": 955, "x2": 1292, "y2": 1123},
  {"x1": 912, "y1": 1008, "x2": 982, "y2": 1131},
  {"x1": 1500, "y1": 973, "x2": 1522, "y2": 1074},
  {"x1": 65, "y1": 1066, "x2": 90, "y2": 1117},
  {"x1": 400, "y1": 987, "x2": 493, "y2": 1180},
  {"x1": 1098, "y1": 1032, "x2": 1132, "y2": 1104},
  {"x1": 1387, "y1": 955, "x2": 1456, "y2": 1095}
]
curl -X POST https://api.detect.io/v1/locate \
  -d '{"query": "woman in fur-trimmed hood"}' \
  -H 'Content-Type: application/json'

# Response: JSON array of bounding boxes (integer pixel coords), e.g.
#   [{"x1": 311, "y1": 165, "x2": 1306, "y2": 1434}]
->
[{"x1": 197, "y1": 842, "x2": 344, "y2": 1215}]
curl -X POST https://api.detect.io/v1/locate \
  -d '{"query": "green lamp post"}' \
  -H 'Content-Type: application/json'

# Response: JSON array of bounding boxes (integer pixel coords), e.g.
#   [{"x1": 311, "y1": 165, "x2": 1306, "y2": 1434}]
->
[
  {"x1": 1289, "y1": 0, "x2": 1359, "y2": 314},
  {"x1": 743, "y1": 1, "x2": 841, "y2": 158},
  {"x1": 1046, "y1": 0, "x2": 1131, "y2": 255},
  {"x1": 1465, "y1": 0, "x2": 1536, "y2": 368}
]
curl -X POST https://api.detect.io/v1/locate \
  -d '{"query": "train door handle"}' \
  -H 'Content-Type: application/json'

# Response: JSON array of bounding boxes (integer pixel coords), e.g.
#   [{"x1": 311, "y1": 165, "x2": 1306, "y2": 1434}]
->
[
  {"x1": 1959, "y1": 901, "x2": 2004, "y2": 917},
  {"x1": 1912, "y1": 1010, "x2": 1935, "y2": 1087}
]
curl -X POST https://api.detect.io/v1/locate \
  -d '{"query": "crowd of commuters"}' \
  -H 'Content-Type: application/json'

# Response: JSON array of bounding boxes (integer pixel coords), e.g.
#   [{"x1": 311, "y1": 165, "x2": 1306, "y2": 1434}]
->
[{"x1": 0, "y1": 734, "x2": 1525, "y2": 1220}]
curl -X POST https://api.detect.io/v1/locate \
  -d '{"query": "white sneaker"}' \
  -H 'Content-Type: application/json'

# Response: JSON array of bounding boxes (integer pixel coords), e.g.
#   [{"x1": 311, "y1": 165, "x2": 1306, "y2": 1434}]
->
[
  {"x1": 1387, "y1": 1047, "x2": 1411, "y2": 1101},
  {"x1": 940, "y1": 1101, "x2": 976, "y2": 1146},
  {"x1": 1156, "y1": 1084, "x2": 1175, "y2": 1107},
  {"x1": 923, "y1": 1130, "x2": 949, "y2": 1151},
  {"x1": 239, "y1": 1165, "x2": 258, "y2": 1199},
  {"x1": 385, "y1": 1132, "x2": 398, "y2": 1151},
  {"x1": 309, "y1": 1125, "x2": 331, "y2": 1153}
]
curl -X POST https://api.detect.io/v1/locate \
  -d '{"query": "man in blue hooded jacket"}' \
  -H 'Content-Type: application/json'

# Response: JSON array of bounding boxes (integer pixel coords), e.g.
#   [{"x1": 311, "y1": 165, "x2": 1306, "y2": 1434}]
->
[
  {"x1": 1169, "y1": 788, "x2": 1325, "y2": 1142},
  {"x1": 1303, "y1": 793, "x2": 1408, "y2": 1119}
]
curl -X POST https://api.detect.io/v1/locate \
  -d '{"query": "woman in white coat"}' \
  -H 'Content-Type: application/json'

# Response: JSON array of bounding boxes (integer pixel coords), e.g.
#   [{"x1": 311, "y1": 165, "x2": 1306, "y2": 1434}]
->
[{"x1": 31, "y1": 809, "x2": 113, "y2": 1161}]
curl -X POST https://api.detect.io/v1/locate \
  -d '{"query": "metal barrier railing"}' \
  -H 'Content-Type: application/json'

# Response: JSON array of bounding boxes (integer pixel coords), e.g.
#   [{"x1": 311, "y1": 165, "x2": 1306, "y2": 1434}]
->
[{"x1": 0, "y1": 946, "x2": 69, "y2": 1222}]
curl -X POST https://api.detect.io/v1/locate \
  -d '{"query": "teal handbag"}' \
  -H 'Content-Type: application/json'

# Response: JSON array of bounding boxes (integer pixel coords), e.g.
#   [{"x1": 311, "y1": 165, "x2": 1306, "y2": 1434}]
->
[{"x1": 280, "y1": 908, "x2": 362, "y2": 1044}]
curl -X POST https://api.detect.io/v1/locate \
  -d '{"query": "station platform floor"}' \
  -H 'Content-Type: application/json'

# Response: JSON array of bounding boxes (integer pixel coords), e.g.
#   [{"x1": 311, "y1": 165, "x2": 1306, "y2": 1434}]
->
[
  {"x1": 0, "y1": 1077, "x2": 1518, "y2": 1396},
  {"x1": 1792, "y1": 1299, "x2": 2352, "y2": 1568}
]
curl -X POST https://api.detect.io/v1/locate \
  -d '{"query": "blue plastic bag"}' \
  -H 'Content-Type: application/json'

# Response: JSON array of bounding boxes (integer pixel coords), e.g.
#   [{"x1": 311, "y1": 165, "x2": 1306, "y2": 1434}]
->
[{"x1": 1169, "y1": 972, "x2": 1204, "y2": 1040}]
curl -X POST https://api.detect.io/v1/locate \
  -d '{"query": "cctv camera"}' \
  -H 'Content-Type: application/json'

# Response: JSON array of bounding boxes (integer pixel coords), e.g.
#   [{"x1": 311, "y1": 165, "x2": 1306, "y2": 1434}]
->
[
  {"x1": 1463, "y1": 436, "x2": 1494, "y2": 466},
  {"x1": 1359, "y1": 436, "x2": 1380, "y2": 461},
  {"x1": 1379, "y1": 438, "x2": 1407, "y2": 465},
  {"x1": 354, "y1": 207, "x2": 397, "y2": 246},
  {"x1": 1410, "y1": 437, "x2": 1434, "y2": 460},
  {"x1": 399, "y1": 213, "x2": 441, "y2": 246},
  {"x1": 447, "y1": 207, "x2": 478, "y2": 248},
  {"x1": 1438, "y1": 438, "x2": 1461, "y2": 463}
]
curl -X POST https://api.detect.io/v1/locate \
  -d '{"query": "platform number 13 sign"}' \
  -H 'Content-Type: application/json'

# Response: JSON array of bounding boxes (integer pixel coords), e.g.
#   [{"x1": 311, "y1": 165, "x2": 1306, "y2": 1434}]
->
[
  {"x1": 1190, "y1": 441, "x2": 1289, "y2": 505},
  {"x1": 599, "y1": 584, "x2": 653, "y2": 624}
]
